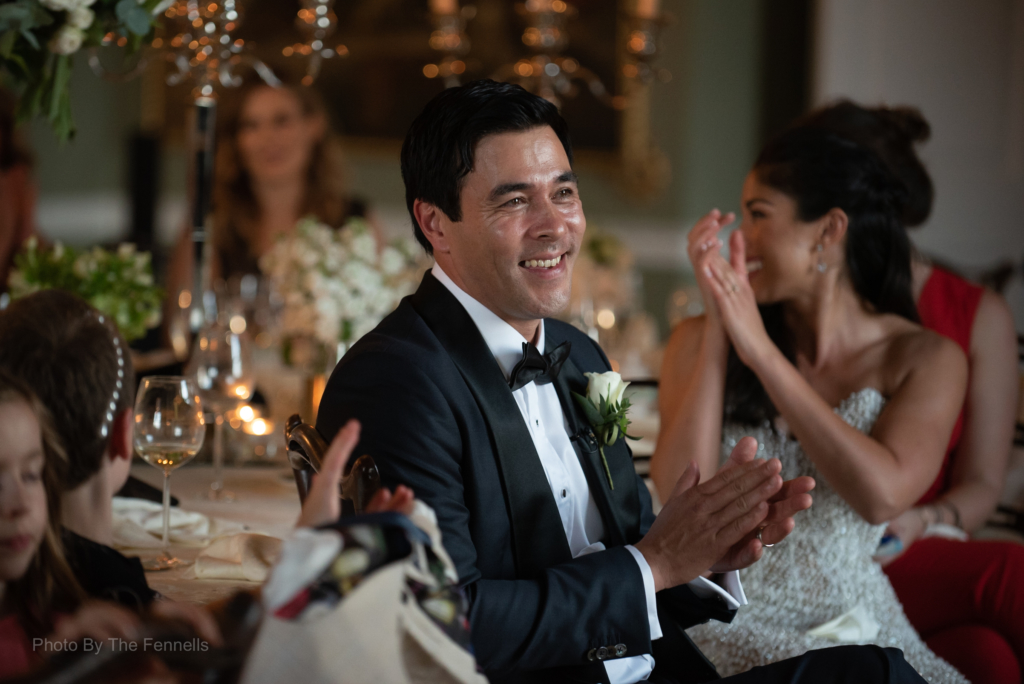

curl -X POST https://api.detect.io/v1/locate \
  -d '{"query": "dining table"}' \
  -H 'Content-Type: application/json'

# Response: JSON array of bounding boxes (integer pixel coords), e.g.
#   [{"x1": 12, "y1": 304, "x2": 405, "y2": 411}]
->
[{"x1": 127, "y1": 462, "x2": 301, "y2": 606}]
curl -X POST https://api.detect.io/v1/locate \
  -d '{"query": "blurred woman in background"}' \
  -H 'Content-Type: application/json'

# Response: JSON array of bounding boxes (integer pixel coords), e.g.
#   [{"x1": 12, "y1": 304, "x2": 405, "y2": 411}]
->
[
  {"x1": 166, "y1": 77, "x2": 375, "y2": 307},
  {"x1": 802, "y1": 100, "x2": 1022, "y2": 684}
]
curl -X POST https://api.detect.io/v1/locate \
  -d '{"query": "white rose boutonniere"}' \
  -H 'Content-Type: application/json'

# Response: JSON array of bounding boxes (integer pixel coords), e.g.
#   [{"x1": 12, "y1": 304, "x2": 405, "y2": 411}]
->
[{"x1": 572, "y1": 371, "x2": 638, "y2": 490}]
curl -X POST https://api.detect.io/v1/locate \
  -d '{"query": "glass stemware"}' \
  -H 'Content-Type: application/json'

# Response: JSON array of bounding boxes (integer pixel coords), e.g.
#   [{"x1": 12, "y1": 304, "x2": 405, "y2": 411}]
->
[
  {"x1": 186, "y1": 318, "x2": 254, "y2": 499},
  {"x1": 134, "y1": 376, "x2": 206, "y2": 571}
]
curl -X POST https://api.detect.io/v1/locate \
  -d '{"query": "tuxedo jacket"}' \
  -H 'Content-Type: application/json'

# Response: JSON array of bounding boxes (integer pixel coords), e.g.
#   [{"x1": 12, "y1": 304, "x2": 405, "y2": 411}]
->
[{"x1": 317, "y1": 272, "x2": 737, "y2": 683}]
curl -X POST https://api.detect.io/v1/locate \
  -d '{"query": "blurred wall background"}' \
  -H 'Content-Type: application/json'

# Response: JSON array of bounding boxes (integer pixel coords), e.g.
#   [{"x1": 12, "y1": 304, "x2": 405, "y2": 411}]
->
[{"x1": 26, "y1": 0, "x2": 1024, "y2": 335}]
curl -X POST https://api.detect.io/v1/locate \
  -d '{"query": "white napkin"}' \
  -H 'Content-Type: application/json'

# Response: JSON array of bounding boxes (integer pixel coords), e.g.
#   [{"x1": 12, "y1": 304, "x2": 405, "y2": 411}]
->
[
  {"x1": 111, "y1": 497, "x2": 245, "y2": 549},
  {"x1": 806, "y1": 605, "x2": 880, "y2": 643},
  {"x1": 191, "y1": 533, "x2": 283, "y2": 582}
]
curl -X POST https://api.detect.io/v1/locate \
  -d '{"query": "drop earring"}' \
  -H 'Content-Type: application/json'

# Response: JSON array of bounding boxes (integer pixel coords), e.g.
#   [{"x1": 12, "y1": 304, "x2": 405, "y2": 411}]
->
[{"x1": 816, "y1": 244, "x2": 827, "y2": 273}]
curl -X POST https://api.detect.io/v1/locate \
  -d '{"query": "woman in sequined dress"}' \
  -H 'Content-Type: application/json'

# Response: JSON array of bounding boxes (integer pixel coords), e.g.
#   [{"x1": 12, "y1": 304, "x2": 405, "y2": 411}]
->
[{"x1": 650, "y1": 127, "x2": 970, "y2": 682}]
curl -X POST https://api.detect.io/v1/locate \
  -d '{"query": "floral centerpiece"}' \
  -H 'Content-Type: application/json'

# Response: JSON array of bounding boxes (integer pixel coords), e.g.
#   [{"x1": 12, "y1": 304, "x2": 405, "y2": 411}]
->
[
  {"x1": 259, "y1": 216, "x2": 423, "y2": 367},
  {"x1": 7, "y1": 237, "x2": 163, "y2": 341},
  {"x1": 0, "y1": 0, "x2": 171, "y2": 140}
]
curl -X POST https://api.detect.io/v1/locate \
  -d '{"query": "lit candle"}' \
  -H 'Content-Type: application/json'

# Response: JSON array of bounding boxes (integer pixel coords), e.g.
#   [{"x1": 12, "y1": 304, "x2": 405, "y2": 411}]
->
[
  {"x1": 636, "y1": 0, "x2": 659, "y2": 19},
  {"x1": 430, "y1": 0, "x2": 457, "y2": 15},
  {"x1": 247, "y1": 418, "x2": 269, "y2": 436}
]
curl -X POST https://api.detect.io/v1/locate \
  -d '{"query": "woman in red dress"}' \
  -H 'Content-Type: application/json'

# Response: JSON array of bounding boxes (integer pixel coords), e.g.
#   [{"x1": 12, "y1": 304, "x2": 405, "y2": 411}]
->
[{"x1": 803, "y1": 101, "x2": 1023, "y2": 684}]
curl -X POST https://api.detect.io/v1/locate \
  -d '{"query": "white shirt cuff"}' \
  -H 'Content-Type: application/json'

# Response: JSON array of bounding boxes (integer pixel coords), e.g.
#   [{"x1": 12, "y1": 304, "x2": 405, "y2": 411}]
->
[
  {"x1": 605, "y1": 654, "x2": 654, "y2": 683},
  {"x1": 686, "y1": 571, "x2": 747, "y2": 610},
  {"x1": 624, "y1": 545, "x2": 662, "y2": 641}
]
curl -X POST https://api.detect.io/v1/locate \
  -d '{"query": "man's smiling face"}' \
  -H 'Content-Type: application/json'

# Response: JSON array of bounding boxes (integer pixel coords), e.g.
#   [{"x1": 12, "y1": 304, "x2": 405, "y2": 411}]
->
[{"x1": 426, "y1": 126, "x2": 584, "y2": 338}]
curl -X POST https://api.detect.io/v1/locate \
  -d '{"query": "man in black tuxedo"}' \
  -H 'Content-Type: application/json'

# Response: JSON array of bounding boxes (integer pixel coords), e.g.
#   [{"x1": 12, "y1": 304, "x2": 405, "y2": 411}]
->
[{"x1": 317, "y1": 80, "x2": 926, "y2": 684}]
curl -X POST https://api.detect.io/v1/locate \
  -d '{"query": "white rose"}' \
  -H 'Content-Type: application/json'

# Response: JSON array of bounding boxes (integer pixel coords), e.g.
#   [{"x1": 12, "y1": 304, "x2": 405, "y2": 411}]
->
[
  {"x1": 67, "y1": 6, "x2": 94, "y2": 29},
  {"x1": 584, "y1": 371, "x2": 629, "y2": 408},
  {"x1": 49, "y1": 25, "x2": 85, "y2": 55}
]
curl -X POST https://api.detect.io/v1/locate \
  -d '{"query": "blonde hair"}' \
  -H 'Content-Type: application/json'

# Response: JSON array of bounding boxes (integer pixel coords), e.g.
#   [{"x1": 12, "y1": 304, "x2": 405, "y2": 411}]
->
[
  {"x1": 0, "y1": 370, "x2": 84, "y2": 638},
  {"x1": 213, "y1": 78, "x2": 350, "y2": 266}
]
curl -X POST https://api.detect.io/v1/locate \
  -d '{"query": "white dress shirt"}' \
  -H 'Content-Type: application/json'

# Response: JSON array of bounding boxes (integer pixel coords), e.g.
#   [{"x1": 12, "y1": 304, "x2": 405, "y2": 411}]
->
[{"x1": 432, "y1": 264, "x2": 745, "y2": 683}]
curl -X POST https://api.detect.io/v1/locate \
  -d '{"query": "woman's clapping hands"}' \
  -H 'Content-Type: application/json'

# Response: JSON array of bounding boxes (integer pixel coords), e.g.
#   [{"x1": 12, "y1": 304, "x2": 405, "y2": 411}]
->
[{"x1": 689, "y1": 209, "x2": 774, "y2": 369}]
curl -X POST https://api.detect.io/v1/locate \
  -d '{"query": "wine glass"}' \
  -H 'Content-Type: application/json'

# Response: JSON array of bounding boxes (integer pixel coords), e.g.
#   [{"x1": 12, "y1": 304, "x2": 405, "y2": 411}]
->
[
  {"x1": 186, "y1": 318, "x2": 254, "y2": 499},
  {"x1": 134, "y1": 376, "x2": 206, "y2": 571}
]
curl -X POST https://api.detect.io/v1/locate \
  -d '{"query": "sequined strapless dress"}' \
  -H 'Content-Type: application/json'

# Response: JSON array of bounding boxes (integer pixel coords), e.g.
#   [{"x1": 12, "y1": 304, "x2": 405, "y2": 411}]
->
[{"x1": 689, "y1": 388, "x2": 968, "y2": 683}]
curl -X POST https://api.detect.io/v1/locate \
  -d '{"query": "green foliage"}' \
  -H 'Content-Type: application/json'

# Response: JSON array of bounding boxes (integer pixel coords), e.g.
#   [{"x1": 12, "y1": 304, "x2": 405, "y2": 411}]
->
[
  {"x1": 115, "y1": 0, "x2": 151, "y2": 36},
  {"x1": 8, "y1": 238, "x2": 164, "y2": 342},
  {"x1": 0, "y1": 0, "x2": 164, "y2": 141}
]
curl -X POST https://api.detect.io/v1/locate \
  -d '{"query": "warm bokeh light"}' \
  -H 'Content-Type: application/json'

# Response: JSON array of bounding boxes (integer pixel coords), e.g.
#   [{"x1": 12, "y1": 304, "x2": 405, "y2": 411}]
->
[
  {"x1": 238, "y1": 405, "x2": 255, "y2": 422},
  {"x1": 229, "y1": 315, "x2": 247, "y2": 334},
  {"x1": 597, "y1": 309, "x2": 616, "y2": 329}
]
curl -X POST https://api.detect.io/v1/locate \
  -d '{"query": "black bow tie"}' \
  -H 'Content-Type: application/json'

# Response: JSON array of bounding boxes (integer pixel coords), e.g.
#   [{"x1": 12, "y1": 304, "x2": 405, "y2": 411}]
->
[{"x1": 508, "y1": 341, "x2": 572, "y2": 392}]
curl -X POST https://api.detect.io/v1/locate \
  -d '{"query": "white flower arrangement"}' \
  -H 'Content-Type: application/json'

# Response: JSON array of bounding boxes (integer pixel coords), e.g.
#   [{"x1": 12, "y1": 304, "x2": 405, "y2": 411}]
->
[
  {"x1": 8, "y1": 237, "x2": 163, "y2": 341},
  {"x1": 259, "y1": 216, "x2": 422, "y2": 353}
]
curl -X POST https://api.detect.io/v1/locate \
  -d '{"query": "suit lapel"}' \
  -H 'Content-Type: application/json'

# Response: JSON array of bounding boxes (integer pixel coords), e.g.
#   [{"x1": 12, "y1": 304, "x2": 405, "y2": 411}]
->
[
  {"x1": 411, "y1": 272, "x2": 573, "y2": 578},
  {"x1": 548, "y1": 339, "x2": 642, "y2": 548}
]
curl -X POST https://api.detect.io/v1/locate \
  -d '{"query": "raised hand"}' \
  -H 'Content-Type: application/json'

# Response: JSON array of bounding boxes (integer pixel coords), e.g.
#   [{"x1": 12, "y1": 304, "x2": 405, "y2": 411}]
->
[
  {"x1": 296, "y1": 419, "x2": 415, "y2": 529},
  {"x1": 634, "y1": 437, "x2": 785, "y2": 592},
  {"x1": 702, "y1": 230, "x2": 773, "y2": 369},
  {"x1": 687, "y1": 209, "x2": 736, "y2": 324}
]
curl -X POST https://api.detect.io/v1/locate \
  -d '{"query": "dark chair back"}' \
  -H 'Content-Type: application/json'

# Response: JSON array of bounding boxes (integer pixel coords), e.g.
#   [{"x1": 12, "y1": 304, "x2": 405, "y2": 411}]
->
[{"x1": 284, "y1": 414, "x2": 382, "y2": 515}]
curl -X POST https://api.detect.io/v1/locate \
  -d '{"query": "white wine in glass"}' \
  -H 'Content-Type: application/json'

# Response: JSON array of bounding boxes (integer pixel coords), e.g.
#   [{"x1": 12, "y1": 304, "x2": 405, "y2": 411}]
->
[
  {"x1": 137, "y1": 445, "x2": 201, "y2": 473},
  {"x1": 134, "y1": 376, "x2": 205, "y2": 571}
]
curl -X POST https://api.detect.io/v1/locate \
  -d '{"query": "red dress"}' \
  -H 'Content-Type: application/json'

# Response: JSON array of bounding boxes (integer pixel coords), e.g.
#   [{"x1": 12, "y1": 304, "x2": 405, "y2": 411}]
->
[
  {"x1": 884, "y1": 266, "x2": 1024, "y2": 684},
  {"x1": 0, "y1": 614, "x2": 39, "y2": 679}
]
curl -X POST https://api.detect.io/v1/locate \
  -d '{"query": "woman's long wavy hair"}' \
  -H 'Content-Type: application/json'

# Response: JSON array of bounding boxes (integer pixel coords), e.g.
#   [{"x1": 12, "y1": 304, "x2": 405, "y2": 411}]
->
[
  {"x1": 0, "y1": 370, "x2": 84, "y2": 638},
  {"x1": 724, "y1": 128, "x2": 919, "y2": 425},
  {"x1": 213, "y1": 78, "x2": 350, "y2": 263}
]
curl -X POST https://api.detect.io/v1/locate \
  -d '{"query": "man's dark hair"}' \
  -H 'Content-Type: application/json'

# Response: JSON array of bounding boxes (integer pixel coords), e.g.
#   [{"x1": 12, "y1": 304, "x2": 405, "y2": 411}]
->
[
  {"x1": 400, "y1": 79, "x2": 573, "y2": 254},
  {"x1": 0, "y1": 290, "x2": 136, "y2": 489}
]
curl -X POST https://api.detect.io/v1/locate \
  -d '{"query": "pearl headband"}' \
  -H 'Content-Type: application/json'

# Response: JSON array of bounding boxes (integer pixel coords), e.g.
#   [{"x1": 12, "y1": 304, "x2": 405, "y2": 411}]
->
[{"x1": 96, "y1": 313, "x2": 126, "y2": 440}]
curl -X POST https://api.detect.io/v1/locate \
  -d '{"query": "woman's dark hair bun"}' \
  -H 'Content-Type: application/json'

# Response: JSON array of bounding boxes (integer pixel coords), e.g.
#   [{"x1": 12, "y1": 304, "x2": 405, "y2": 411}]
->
[
  {"x1": 797, "y1": 99, "x2": 934, "y2": 228},
  {"x1": 880, "y1": 105, "x2": 930, "y2": 144}
]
